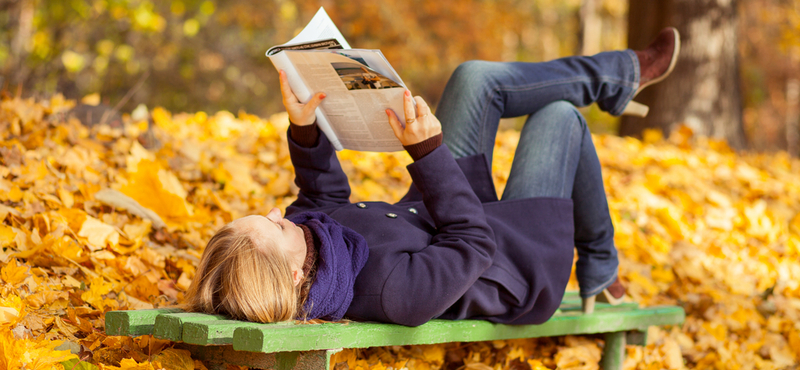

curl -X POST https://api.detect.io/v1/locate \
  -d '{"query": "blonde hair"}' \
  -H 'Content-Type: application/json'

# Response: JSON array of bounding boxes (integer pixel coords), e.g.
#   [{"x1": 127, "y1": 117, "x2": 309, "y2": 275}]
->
[{"x1": 184, "y1": 223, "x2": 308, "y2": 322}]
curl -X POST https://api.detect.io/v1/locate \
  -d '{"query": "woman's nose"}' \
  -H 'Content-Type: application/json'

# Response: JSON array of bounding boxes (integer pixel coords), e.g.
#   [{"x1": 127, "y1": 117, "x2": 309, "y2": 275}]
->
[{"x1": 266, "y1": 207, "x2": 282, "y2": 221}]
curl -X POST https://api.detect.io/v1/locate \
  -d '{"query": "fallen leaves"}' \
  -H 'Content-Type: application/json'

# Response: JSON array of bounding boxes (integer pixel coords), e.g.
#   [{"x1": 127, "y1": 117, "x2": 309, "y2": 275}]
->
[
  {"x1": 1, "y1": 258, "x2": 29, "y2": 286},
  {"x1": 1, "y1": 94, "x2": 800, "y2": 369}
]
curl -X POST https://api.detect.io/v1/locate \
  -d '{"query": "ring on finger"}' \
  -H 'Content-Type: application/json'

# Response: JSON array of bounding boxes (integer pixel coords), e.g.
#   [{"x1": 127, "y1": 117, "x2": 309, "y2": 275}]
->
[{"x1": 405, "y1": 118, "x2": 416, "y2": 124}]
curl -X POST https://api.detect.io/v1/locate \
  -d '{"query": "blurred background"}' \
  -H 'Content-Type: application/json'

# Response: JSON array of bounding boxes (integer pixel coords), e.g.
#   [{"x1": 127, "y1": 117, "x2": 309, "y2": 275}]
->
[{"x1": 1, "y1": 0, "x2": 798, "y2": 153}]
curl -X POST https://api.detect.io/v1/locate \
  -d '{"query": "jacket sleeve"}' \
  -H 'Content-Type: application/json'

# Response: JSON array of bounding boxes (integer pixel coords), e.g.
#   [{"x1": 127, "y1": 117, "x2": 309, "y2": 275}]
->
[
  {"x1": 285, "y1": 128, "x2": 351, "y2": 215},
  {"x1": 381, "y1": 144, "x2": 497, "y2": 326}
]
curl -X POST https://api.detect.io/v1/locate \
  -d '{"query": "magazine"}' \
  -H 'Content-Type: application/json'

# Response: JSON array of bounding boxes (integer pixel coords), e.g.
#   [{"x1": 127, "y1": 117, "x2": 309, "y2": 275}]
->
[{"x1": 266, "y1": 8, "x2": 408, "y2": 152}]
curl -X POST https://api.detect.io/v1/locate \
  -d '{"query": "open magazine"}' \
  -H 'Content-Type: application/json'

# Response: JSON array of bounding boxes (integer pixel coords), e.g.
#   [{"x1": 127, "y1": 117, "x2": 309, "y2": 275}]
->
[{"x1": 267, "y1": 8, "x2": 407, "y2": 152}]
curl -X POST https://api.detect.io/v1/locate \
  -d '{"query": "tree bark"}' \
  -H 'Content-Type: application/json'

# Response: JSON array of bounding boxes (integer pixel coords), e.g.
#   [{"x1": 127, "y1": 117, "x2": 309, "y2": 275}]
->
[
  {"x1": 787, "y1": 79, "x2": 799, "y2": 157},
  {"x1": 619, "y1": 0, "x2": 746, "y2": 149},
  {"x1": 579, "y1": 0, "x2": 602, "y2": 56}
]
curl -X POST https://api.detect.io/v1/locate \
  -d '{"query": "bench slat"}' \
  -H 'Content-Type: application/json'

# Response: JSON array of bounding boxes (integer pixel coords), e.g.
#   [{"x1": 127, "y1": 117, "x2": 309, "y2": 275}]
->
[
  {"x1": 103, "y1": 291, "x2": 592, "y2": 337},
  {"x1": 182, "y1": 320, "x2": 272, "y2": 345},
  {"x1": 105, "y1": 308, "x2": 183, "y2": 337},
  {"x1": 557, "y1": 301, "x2": 638, "y2": 312},
  {"x1": 232, "y1": 306, "x2": 685, "y2": 353},
  {"x1": 163, "y1": 302, "x2": 643, "y2": 347},
  {"x1": 154, "y1": 312, "x2": 228, "y2": 341}
]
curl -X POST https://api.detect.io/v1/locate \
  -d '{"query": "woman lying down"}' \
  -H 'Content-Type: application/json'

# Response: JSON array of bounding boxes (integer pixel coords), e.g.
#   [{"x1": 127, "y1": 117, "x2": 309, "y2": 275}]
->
[{"x1": 184, "y1": 28, "x2": 680, "y2": 326}]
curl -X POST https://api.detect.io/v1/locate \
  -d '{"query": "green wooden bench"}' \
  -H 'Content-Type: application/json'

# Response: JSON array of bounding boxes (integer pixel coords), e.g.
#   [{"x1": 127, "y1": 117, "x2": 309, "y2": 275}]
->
[{"x1": 104, "y1": 292, "x2": 684, "y2": 370}]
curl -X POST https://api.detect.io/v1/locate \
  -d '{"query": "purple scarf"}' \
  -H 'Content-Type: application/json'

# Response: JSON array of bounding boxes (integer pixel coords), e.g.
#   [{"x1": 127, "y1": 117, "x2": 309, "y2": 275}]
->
[{"x1": 287, "y1": 211, "x2": 369, "y2": 321}]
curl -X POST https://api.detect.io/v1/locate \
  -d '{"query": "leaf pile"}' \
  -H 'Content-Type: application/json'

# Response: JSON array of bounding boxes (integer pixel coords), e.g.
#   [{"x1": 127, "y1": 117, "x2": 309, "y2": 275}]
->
[{"x1": 0, "y1": 95, "x2": 799, "y2": 369}]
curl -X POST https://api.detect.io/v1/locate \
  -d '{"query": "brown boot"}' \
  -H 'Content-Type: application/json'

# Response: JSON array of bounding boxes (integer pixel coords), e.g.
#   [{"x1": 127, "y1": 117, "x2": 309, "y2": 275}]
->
[
  {"x1": 581, "y1": 277, "x2": 627, "y2": 314},
  {"x1": 634, "y1": 27, "x2": 680, "y2": 94},
  {"x1": 621, "y1": 27, "x2": 680, "y2": 117}
]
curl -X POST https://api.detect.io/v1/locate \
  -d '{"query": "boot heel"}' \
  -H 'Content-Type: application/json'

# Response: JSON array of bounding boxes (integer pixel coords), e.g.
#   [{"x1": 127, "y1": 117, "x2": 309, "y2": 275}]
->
[
  {"x1": 597, "y1": 289, "x2": 626, "y2": 305},
  {"x1": 582, "y1": 295, "x2": 596, "y2": 314},
  {"x1": 621, "y1": 101, "x2": 649, "y2": 117}
]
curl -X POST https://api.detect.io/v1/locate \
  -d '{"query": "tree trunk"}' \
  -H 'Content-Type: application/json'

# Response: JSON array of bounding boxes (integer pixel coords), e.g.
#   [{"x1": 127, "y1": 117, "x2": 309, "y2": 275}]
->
[
  {"x1": 787, "y1": 78, "x2": 800, "y2": 157},
  {"x1": 10, "y1": 0, "x2": 35, "y2": 86},
  {"x1": 579, "y1": 0, "x2": 602, "y2": 56},
  {"x1": 619, "y1": 0, "x2": 746, "y2": 149}
]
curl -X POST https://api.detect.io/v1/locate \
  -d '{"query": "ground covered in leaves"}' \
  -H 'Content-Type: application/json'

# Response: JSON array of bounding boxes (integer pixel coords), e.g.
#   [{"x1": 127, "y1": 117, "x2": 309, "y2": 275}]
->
[{"x1": 1, "y1": 95, "x2": 799, "y2": 369}]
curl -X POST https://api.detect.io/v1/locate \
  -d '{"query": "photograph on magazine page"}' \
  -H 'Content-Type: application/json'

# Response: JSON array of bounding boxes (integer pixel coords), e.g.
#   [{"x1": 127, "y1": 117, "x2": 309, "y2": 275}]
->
[{"x1": 332, "y1": 62, "x2": 403, "y2": 91}]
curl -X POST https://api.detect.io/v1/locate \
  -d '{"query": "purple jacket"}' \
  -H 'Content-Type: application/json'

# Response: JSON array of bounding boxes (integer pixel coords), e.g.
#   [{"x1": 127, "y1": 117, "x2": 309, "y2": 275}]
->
[{"x1": 285, "y1": 134, "x2": 575, "y2": 326}]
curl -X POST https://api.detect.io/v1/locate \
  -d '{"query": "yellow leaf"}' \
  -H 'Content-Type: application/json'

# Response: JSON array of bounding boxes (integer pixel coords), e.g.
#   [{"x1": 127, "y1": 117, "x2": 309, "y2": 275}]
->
[
  {"x1": 642, "y1": 128, "x2": 664, "y2": 144},
  {"x1": 0, "y1": 307, "x2": 19, "y2": 325},
  {"x1": 0, "y1": 295, "x2": 25, "y2": 326},
  {"x1": 420, "y1": 344, "x2": 445, "y2": 365},
  {"x1": 92, "y1": 250, "x2": 117, "y2": 260},
  {"x1": 19, "y1": 161, "x2": 48, "y2": 183},
  {"x1": 527, "y1": 359, "x2": 549, "y2": 370},
  {"x1": 8, "y1": 186, "x2": 22, "y2": 202},
  {"x1": 81, "y1": 276, "x2": 116, "y2": 311},
  {"x1": 790, "y1": 212, "x2": 800, "y2": 235},
  {"x1": 123, "y1": 220, "x2": 151, "y2": 242},
  {"x1": 81, "y1": 93, "x2": 101, "y2": 106},
  {"x1": 58, "y1": 187, "x2": 74, "y2": 208},
  {"x1": 0, "y1": 225, "x2": 16, "y2": 248},
  {"x1": 59, "y1": 208, "x2": 88, "y2": 234},
  {"x1": 59, "y1": 236, "x2": 88, "y2": 262},
  {"x1": 120, "y1": 160, "x2": 192, "y2": 223},
  {"x1": 0, "y1": 329, "x2": 76, "y2": 369},
  {"x1": 655, "y1": 206, "x2": 685, "y2": 239},
  {"x1": 152, "y1": 348, "x2": 194, "y2": 370},
  {"x1": 63, "y1": 274, "x2": 82, "y2": 289},
  {"x1": 222, "y1": 158, "x2": 258, "y2": 195},
  {"x1": 24, "y1": 290, "x2": 68, "y2": 309},
  {"x1": 554, "y1": 336, "x2": 601, "y2": 370},
  {"x1": 651, "y1": 266, "x2": 675, "y2": 284},
  {"x1": 105, "y1": 358, "x2": 156, "y2": 370},
  {"x1": 78, "y1": 217, "x2": 120, "y2": 251},
  {"x1": 1, "y1": 259, "x2": 30, "y2": 285}
]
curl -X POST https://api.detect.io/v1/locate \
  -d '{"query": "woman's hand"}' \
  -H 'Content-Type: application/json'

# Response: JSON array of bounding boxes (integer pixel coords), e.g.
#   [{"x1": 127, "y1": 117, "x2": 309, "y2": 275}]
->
[
  {"x1": 386, "y1": 90, "x2": 442, "y2": 146},
  {"x1": 279, "y1": 70, "x2": 325, "y2": 126}
]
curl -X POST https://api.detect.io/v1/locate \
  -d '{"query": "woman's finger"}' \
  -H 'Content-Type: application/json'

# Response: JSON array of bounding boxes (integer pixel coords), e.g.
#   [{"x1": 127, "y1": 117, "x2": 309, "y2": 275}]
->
[
  {"x1": 279, "y1": 70, "x2": 299, "y2": 105},
  {"x1": 413, "y1": 96, "x2": 430, "y2": 116},
  {"x1": 301, "y1": 92, "x2": 326, "y2": 119},
  {"x1": 386, "y1": 109, "x2": 404, "y2": 139},
  {"x1": 403, "y1": 90, "x2": 416, "y2": 123}
]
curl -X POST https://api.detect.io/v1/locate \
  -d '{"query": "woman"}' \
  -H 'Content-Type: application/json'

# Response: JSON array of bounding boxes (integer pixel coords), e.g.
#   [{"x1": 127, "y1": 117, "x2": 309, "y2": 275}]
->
[{"x1": 185, "y1": 28, "x2": 680, "y2": 326}]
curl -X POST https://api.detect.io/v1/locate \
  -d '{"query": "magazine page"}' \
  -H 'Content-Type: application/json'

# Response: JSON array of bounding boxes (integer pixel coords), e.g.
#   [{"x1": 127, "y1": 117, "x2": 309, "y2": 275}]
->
[
  {"x1": 283, "y1": 50, "x2": 406, "y2": 152},
  {"x1": 266, "y1": 39, "x2": 342, "y2": 56},
  {"x1": 266, "y1": 7, "x2": 351, "y2": 56},
  {"x1": 269, "y1": 52, "x2": 345, "y2": 151},
  {"x1": 329, "y1": 50, "x2": 407, "y2": 88}
]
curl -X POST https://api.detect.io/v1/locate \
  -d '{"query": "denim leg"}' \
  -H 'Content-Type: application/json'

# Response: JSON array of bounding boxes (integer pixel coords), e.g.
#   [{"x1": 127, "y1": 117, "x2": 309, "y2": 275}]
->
[
  {"x1": 435, "y1": 52, "x2": 634, "y2": 297},
  {"x1": 500, "y1": 102, "x2": 618, "y2": 298},
  {"x1": 438, "y1": 50, "x2": 639, "y2": 161}
]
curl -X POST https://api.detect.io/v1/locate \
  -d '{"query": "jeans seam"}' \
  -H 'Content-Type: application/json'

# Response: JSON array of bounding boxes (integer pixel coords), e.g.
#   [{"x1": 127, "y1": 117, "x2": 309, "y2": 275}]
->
[
  {"x1": 478, "y1": 87, "x2": 498, "y2": 159},
  {"x1": 492, "y1": 75, "x2": 632, "y2": 95},
  {"x1": 559, "y1": 110, "x2": 575, "y2": 198},
  {"x1": 610, "y1": 49, "x2": 641, "y2": 116}
]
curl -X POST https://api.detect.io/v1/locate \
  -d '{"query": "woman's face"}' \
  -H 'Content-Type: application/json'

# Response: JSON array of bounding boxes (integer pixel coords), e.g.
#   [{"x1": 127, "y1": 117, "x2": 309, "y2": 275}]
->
[{"x1": 232, "y1": 208, "x2": 307, "y2": 285}]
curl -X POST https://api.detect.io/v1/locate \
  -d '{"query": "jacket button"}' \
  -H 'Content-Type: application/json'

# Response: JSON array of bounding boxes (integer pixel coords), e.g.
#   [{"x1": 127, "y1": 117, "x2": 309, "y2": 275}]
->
[
  {"x1": 408, "y1": 207, "x2": 417, "y2": 214},
  {"x1": 356, "y1": 203, "x2": 367, "y2": 209},
  {"x1": 385, "y1": 213, "x2": 397, "y2": 218}
]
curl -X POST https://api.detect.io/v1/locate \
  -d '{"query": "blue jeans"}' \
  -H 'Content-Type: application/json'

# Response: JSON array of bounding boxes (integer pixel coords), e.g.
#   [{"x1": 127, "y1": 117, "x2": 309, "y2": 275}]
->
[{"x1": 435, "y1": 50, "x2": 640, "y2": 298}]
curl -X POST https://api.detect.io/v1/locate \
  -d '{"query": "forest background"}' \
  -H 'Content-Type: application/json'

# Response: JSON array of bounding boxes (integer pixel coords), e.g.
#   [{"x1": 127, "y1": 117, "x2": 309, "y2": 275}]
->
[
  {"x1": 3, "y1": 0, "x2": 800, "y2": 369},
  {"x1": 2, "y1": 0, "x2": 800, "y2": 152}
]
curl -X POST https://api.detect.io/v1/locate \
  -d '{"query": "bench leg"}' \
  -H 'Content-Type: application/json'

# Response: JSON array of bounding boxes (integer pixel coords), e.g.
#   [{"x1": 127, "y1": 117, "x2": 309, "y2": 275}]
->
[
  {"x1": 177, "y1": 343, "x2": 340, "y2": 370},
  {"x1": 626, "y1": 329, "x2": 647, "y2": 346},
  {"x1": 601, "y1": 331, "x2": 626, "y2": 370}
]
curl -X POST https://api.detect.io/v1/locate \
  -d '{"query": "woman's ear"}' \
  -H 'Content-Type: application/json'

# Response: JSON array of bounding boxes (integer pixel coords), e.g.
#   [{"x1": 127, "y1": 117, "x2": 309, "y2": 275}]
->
[{"x1": 292, "y1": 268, "x2": 304, "y2": 287}]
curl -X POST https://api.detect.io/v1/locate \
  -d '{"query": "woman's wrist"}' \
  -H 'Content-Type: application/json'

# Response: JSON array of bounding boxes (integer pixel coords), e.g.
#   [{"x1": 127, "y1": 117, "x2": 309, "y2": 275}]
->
[
  {"x1": 404, "y1": 132, "x2": 443, "y2": 161},
  {"x1": 290, "y1": 121, "x2": 320, "y2": 148}
]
